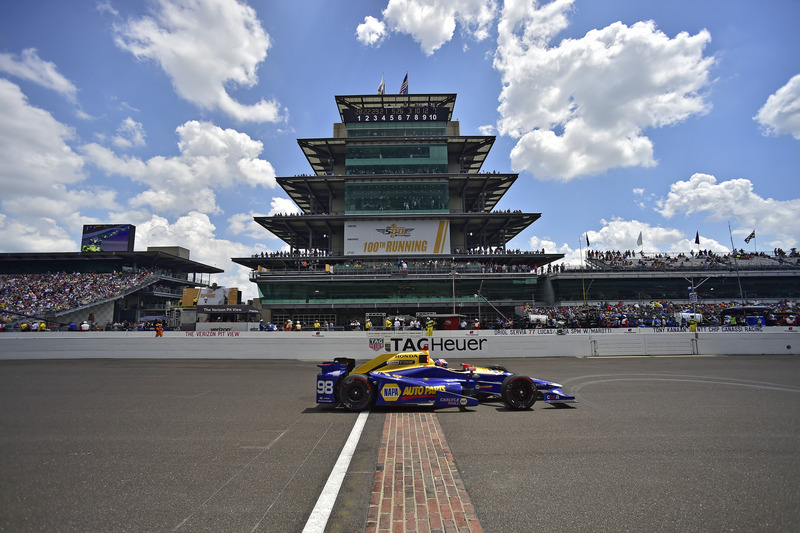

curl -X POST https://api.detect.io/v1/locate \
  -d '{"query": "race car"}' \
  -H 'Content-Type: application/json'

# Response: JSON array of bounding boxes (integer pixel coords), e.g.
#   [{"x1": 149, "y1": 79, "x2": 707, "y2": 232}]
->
[{"x1": 315, "y1": 349, "x2": 576, "y2": 411}]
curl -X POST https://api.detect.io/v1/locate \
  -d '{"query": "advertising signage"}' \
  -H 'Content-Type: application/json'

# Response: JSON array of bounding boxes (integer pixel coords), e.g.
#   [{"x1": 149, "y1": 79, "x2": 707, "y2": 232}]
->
[
  {"x1": 342, "y1": 106, "x2": 449, "y2": 123},
  {"x1": 344, "y1": 219, "x2": 450, "y2": 256}
]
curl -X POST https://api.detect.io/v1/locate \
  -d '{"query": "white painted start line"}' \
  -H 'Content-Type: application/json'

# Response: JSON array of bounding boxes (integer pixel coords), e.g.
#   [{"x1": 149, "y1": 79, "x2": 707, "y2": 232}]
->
[{"x1": 302, "y1": 410, "x2": 370, "y2": 532}]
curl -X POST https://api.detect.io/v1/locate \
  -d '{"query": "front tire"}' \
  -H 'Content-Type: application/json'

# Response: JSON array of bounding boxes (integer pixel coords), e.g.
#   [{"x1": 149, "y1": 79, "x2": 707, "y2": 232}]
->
[
  {"x1": 338, "y1": 374, "x2": 375, "y2": 411},
  {"x1": 501, "y1": 374, "x2": 536, "y2": 410}
]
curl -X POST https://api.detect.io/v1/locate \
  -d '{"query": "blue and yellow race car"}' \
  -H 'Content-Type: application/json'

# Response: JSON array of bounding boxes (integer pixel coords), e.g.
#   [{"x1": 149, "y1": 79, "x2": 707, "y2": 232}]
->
[{"x1": 315, "y1": 350, "x2": 575, "y2": 411}]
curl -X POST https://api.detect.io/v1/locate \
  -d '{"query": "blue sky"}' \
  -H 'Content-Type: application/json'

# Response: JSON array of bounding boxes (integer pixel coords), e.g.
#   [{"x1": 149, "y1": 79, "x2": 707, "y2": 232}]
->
[{"x1": 1, "y1": 0, "x2": 798, "y2": 301}]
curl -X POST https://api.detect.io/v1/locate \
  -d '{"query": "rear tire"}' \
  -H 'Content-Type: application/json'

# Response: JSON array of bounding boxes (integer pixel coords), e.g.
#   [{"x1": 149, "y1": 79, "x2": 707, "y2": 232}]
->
[
  {"x1": 338, "y1": 374, "x2": 375, "y2": 411},
  {"x1": 501, "y1": 374, "x2": 536, "y2": 410}
]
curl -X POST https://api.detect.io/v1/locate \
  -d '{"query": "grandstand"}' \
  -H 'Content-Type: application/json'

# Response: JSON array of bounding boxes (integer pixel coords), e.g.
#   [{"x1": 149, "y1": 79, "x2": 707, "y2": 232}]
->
[
  {"x1": 586, "y1": 249, "x2": 798, "y2": 272},
  {"x1": 545, "y1": 249, "x2": 799, "y2": 307},
  {"x1": 231, "y1": 90, "x2": 798, "y2": 329},
  {"x1": 0, "y1": 249, "x2": 222, "y2": 330}
]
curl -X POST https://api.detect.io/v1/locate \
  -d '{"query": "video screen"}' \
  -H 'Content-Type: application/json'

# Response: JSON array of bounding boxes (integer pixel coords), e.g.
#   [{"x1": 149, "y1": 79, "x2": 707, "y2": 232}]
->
[{"x1": 81, "y1": 224, "x2": 136, "y2": 252}]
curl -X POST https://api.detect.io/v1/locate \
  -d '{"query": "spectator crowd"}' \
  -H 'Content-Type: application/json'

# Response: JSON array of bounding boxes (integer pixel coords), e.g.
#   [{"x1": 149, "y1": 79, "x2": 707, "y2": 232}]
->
[
  {"x1": 517, "y1": 299, "x2": 797, "y2": 329},
  {"x1": 2, "y1": 256, "x2": 798, "y2": 332},
  {"x1": 587, "y1": 248, "x2": 799, "y2": 271},
  {"x1": 1, "y1": 270, "x2": 155, "y2": 323}
]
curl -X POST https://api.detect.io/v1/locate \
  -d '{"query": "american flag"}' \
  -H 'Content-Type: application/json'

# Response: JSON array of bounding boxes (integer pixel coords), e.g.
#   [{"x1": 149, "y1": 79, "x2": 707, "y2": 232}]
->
[{"x1": 399, "y1": 73, "x2": 408, "y2": 94}]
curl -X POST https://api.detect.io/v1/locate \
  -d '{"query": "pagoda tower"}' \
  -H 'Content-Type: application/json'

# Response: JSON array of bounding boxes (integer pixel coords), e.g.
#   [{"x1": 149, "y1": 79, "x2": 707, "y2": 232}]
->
[{"x1": 233, "y1": 92, "x2": 562, "y2": 328}]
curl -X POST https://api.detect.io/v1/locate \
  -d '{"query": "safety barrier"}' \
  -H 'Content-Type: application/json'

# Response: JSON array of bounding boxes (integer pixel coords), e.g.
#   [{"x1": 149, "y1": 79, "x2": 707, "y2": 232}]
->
[{"x1": 1, "y1": 326, "x2": 797, "y2": 360}]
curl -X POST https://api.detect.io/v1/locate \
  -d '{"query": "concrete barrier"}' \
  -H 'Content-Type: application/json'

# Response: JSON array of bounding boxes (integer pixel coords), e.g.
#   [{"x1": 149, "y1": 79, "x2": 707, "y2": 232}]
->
[{"x1": 1, "y1": 326, "x2": 797, "y2": 360}]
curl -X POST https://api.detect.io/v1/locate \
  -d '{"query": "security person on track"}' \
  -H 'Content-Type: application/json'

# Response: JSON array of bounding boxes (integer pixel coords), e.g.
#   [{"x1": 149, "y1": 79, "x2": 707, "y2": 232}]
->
[{"x1": 425, "y1": 317, "x2": 435, "y2": 336}]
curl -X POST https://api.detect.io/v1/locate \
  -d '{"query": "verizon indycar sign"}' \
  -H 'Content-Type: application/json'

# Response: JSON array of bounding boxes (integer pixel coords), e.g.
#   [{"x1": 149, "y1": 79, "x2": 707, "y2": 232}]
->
[{"x1": 345, "y1": 219, "x2": 450, "y2": 256}]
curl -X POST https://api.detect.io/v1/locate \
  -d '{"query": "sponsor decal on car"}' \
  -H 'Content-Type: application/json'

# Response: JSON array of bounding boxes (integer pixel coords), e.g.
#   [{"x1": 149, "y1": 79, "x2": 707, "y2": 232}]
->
[
  {"x1": 436, "y1": 395, "x2": 470, "y2": 407},
  {"x1": 381, "y1": 384, "x2": 401, "y2": 402},
  {"x1": 402, "y1": 385, "x2": 446, "y2": 398}
]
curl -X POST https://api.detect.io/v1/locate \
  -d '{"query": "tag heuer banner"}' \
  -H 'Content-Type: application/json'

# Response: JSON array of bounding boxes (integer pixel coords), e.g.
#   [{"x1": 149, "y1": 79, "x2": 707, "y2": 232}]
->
[{"x1": 345, "y1": 219, "x2": 450, "y2": 256}]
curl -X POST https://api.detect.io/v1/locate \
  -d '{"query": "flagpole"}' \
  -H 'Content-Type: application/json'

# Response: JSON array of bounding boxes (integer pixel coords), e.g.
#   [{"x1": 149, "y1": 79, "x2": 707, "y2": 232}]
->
[
  {"x1": 579, "y1": 234, "x2": 587, "y2": 309},
  {"x1": 728, "y1": 222, "x2": 746, "y2": 303}
]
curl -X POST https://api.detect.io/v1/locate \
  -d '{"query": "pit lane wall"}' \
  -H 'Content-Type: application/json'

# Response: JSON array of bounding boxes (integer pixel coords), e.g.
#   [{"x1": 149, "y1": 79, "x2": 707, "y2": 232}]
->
[{"x1": 0, "y1": 326, "x2": 798, "y2": 360}]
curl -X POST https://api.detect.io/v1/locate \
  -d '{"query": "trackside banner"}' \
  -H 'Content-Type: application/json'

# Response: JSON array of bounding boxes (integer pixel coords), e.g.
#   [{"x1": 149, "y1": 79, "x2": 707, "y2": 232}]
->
[{"x1": 345, "y1": 219, "x2": 450, "y2": 256}]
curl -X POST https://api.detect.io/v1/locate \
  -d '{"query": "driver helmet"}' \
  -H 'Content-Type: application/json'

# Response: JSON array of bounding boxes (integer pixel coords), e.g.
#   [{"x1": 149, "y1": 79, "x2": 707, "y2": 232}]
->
[{"x1": 434, "y1": 358, "x2": 448, "y2": 368}]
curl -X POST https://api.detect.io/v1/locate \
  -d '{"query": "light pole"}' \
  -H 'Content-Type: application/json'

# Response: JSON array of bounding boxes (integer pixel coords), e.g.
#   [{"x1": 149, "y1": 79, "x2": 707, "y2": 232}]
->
[
  {"x1": 474, "y1": 291, "x2": 510, "y2": 324},
  {"x1": 451, "y1": 266, "x2": 456, "y2": 314}
]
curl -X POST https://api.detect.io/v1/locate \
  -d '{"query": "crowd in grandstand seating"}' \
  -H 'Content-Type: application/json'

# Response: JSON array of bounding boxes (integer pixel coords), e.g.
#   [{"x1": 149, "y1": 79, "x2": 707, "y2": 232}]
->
[
  {"x1": 247, "y1": 247, "x2": 798, "y2": 279},
  {"x1": 251, "y1": 247, "x2": 546, "y2": 259},
  {"x1": 251, "y1": 258, "x2": 548, "y2": 275},
  {"x1": 0, "y1": 270, "x2": 155, "y2": 322},
  {"x1": 250, "y1": 248, "x2": 800, "y2": 272},
  {"x1": 586, "y1": 248, "x2": 799, "y2": 271},
  {"x1": 252, "y1": 249, "x2": 332, "y2": 258},
  {"x1": 516, "y1": 299, "x2": 797, "y2": 328},
  {"x1": 329, "y1": 259, "x2": 539, "y2": 274},
  {"x1": 323, "y1": 298, "x2": 796, "y2": 331},
  {"x1": 2, "y1": 255, "x2": 798, "y2": 332}
]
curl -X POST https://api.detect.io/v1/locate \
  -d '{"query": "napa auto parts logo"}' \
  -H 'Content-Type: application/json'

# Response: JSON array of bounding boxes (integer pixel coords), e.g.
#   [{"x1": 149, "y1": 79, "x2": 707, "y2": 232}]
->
[{"x1": 376, "y1": 224, "x2": 414, "y2": 238}]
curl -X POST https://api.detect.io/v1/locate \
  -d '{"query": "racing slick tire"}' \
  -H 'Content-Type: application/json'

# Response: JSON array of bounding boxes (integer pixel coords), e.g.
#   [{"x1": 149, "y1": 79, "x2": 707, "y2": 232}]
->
[
  {"x1": 338, "y1": 373, "x2": 376, "y2": 411},
  {"x1": 501, "y1": 374, "x2": 537, "y2": 410}
]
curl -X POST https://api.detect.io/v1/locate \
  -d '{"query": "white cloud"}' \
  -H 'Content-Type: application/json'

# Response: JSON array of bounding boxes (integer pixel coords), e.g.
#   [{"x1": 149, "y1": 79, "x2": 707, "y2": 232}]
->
[
  {"x1": 0, "y1": 79, "x2": 121, "y2": 222},
  {"x1": 228, "y1": 211, "x2": 267, "y2": 239},
  {"x1": 526, "y1": 234, "x2": 580, "y2": 266},
  {"x1": 226, "y1": 198, "x2": 300, "y2": 243},
  {"x1": 268, "y1": 196, "x2": 301, "y2": 216},
  {"x1": 494, "y1": 3, "x2": 714, "y2": 180},
  {"x1": 0, "y1": 48, "x2": 78, "y2": 102},
  {"x1": 112, "y1": 117, "x2": 147, "y2": 149},
  {"x1": 82, "y1": 120, "x2": 277, "y2": 215},
  {"x1": 0, "y1": 78, "x2": 129, "y2": 252},
  {"x1": 358, "y1": 0, "x2": 497, "y2": 55},
  {"x1": 0, "y1": 80, "x2": 84, "y2": 193},
  {"x1": 135, "y1": 211, "x2": 259, "y2": 301},
  {"x1": 0, "y1": 214, "x2": 77, "y2": 253},
  {"x1": 526, "y1": 234, "x2": 560, "y2": 254},
  {"x1": 356, "y1": 16, "x2": 386, "y2": 46},
  {"x1": 114, "y1": 0, "x2": 285, "y2": 123},
  {"x1": 96, "y1": 1, "x2": 119, "y2": 17},
  {"x1": 497, "y1": 0, "x2": 574, "y2": 49},
  {"x1": 655, "y1": 173, "x2": 800, "y2": 247},
  {"x1": 531, "y1": 217, "x2": 730, "y2": 268},
  {"x1": 587, "y1": 217, "x2": 688, "y2": 252},
  {"x1": 754, "y1": 73, "x2": 800, "y2": 140}
]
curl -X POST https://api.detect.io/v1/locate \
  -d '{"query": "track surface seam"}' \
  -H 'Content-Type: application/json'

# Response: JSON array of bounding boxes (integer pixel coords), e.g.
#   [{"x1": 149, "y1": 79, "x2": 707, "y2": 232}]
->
[{"x1": 368, "y1": 411, "x2": 483, "y2": 533}]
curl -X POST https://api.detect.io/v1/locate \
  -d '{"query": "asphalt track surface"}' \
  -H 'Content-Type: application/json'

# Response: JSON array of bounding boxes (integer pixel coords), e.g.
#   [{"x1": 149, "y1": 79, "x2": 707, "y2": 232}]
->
[{"x1": 1, "y1": 355, "x2": 799, "y2": 532}]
